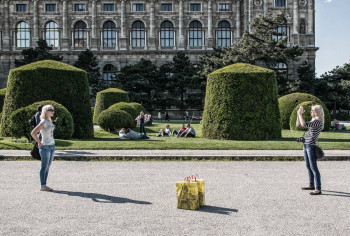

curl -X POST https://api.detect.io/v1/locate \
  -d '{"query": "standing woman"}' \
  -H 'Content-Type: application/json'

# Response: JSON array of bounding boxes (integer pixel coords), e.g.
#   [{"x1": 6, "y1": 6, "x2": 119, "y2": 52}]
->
[
  {"x1": 31, "y1": 105, "x2": 56, "y2": 191},
  {"x1": 139, "y1": 111, "x2": 147, "y2": 135},
  {"x1": 296, "y1": 105, "x2": 324, "y2": 195}
]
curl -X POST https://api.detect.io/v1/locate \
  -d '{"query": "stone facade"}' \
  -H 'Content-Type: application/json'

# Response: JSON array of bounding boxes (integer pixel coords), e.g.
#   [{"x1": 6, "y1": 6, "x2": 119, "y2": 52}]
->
[{"x1": 0, "y1": 0, "x2": 317, "y2": 88}]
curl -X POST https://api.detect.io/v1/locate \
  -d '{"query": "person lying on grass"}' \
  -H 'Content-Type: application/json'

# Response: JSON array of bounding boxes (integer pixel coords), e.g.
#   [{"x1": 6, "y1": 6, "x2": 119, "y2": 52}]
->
[
  {"x1": 125, "y1": 128, "x2": 149, "y2": 139},
  {"x1": 178, "y1": 123, "x2": 196, "y2": 138}
]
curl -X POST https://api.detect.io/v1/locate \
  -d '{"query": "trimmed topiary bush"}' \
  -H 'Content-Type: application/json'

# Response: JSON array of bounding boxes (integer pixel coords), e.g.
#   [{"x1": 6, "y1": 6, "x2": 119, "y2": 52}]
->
[
  {"x1": 93, "y1": 88, "x2": 129, "y2": 123},
  {"x1": 289, "y1": 101, "x2": 331, "y2": 131},
  {"x1": 0, "y1": 60, "x2": 93, "y2": 138},
  {"x1": 279, "y1": 93, "x2": 324, "y2": 129},
  {"x1": 109, "y1": 102, "x2": 139, "y2": 119},
  {"x1": 97, "y1": 109, "x2": 135, "y2": 131},
  {"x1": 202, "y1": 63, "x2": 281, "y2": 140},
  {"x1": 8, "y1": 100, "x2": 74, "y2": 141},
  {"x1": 129, "y1": 102, "x2": 147, "y2": 115},
  {"x1": 0, "y1": 88, "x2": 6, "y2": 113}
]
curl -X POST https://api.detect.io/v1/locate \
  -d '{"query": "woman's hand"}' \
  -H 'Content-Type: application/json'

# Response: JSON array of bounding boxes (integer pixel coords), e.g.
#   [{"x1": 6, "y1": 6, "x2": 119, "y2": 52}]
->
[
  {"x1": 38, "y1": 141, "x2": 43, "y2": 148},
  {"x1": 297, "y1": 106, "x2": 305, "y2": 115}
]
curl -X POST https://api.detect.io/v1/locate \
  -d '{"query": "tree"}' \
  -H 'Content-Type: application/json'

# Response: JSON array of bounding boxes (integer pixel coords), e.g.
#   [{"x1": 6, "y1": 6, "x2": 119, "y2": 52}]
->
[
  {"x1": 14, "y1": 38, "x2": 63, "y2": 67},
  {"x1": 200, "y1": 11, "x2": 304, "y2": 95},
  {"x1": 289, "y1": 60, "x2": 316, "y2": 94},
  {"x1": 73, "y1": 49, "x2": 105, "y2": 100}
]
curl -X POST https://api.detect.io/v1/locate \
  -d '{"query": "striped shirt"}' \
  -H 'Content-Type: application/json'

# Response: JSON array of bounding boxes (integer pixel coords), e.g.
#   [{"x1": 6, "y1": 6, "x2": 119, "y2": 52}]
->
[{"x1": 299, "y1": 120, "x2": 323, "y2": 145}]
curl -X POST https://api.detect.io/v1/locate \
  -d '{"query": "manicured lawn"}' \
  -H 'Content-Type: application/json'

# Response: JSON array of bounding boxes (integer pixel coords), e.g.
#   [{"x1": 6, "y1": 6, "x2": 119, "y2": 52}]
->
[{"x1": 0, "y1": 121, "x2": 349, "y2": 150}]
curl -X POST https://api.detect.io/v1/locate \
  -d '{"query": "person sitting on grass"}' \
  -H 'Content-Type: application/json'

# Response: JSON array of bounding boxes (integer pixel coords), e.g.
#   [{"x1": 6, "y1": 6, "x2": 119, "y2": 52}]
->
[
  {"x1": 178, "y1": 123, "x2": 196, "y2": 138},
  {"x1": 157, "y1": 124, "x2": 172, "y2": 137},
  {"x1": 145, "y1": 113, "x2": 153, "y2": 126},
  {"x1": 333, "y1": 119, "x2": 347, "y2": 130},
  {"x1": 172, "y1": 124, "x2": 186, "y2": 137},
  {"x1": 125, "y1": 128, "x2": 149, "y2": 139},
  {"x1": 119, "y1": 128, "x2": 127, "y2": 140}
]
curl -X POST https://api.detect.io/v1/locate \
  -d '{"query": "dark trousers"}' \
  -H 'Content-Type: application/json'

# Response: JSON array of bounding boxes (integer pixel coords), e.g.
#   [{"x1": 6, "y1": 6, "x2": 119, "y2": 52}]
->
[
  {"x1": 139, "y1": 122, "x2": 146, "y2": 135},
  {"x1": 303, "y1": 144, "x2": 321, "y2": 190}
]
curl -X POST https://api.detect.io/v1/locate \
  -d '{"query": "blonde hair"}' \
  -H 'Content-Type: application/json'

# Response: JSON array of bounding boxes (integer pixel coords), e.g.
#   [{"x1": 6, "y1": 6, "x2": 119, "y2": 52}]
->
[
  {"x1": 312, "y1": 105, "x2": 325, "y2": 129},
  {"x1": 40, "y1": 105, "x2": 54, "y2": 121}
]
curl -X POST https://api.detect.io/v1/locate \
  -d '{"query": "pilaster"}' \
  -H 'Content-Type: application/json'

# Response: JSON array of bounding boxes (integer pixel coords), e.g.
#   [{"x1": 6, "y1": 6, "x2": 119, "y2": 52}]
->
[
  {"x1": 119, "y1": 0, "x2": 128, "y2": 50},
  {"x1": 3, "y1": 0, "x2": 11, "y2": 50},
  {"x1": 206, "y1": 0, "x2": 214, "y2": 48},
  {"x1": 33, "y1": 0, "x2": 39, "y2": 45},
  {"x1": 148, "y1": 0, "x2": 156, "y2": 50},
  {"x1": 61, "y1": 0, "x2": 70, "y2": 50},
  {"x1": 90, "y1": 0, "x2": 98, "y2": 50},
  {"x1": 178, "y1": 0, "x2": 185, "y2": 50},
  {"x1": 235, "y1": 0, "x2": 241, "y2": 41}
]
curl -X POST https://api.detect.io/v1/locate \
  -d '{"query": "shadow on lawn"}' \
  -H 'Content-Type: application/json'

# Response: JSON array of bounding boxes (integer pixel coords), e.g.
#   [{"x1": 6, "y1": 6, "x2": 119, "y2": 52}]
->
[{"x1": 52, "y1": 190, "x2": 153, "y2": 204}]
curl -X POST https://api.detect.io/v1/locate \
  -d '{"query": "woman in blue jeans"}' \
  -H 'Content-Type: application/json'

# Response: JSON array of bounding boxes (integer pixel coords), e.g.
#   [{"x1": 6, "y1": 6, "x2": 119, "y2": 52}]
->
[
  {"x1": 31, "y1": 105, "x2": 56, "y2": 191},
  {"x1": 296, "y1": 105, "x2": 324, "y2": 195}
]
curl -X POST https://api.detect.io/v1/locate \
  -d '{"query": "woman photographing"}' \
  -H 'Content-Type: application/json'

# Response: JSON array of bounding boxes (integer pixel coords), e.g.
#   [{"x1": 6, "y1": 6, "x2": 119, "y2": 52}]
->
[
  {"x1": 31, "y1": 105, "x2": 56, "y2": 192},
  {"x1": 296, "y1": 105, "x2": 324, "y2": 195}
]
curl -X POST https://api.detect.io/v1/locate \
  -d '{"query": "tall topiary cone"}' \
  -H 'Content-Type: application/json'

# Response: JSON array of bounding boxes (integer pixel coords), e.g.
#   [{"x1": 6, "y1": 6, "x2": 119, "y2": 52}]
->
[
  {"x1": 0, "y1": 60, "x2": 93, "y2": 138},
  {"x1": 202, "y1": 63, "x2": 281, "y2": 140}
]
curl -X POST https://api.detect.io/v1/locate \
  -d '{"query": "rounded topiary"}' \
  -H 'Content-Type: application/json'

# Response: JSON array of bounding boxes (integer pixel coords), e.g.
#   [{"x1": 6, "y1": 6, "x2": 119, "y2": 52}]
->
[
  {"x1": 0, "y1": 88, "x2": 6, "y2": 113},
  {"x1": 8, "y1": 100, "x2": 74, "y2": 141},
  {"x1": 93, "y1": 88, "x2": 129, "y2": 123},
  {"x1": 289, "y1": 101, "x2": 331, "y2": 131},
  {"x1": 97, "y1": 109, "x2": 135, "y2": 131},
  {"x1": 109, "y1": 102, "x2": 139, "y2": 119},
  {"x1": 279, "y1": 93, "x2": 324, "y2": 129},
  {"x1": 0, "y1": 60, "x2": 93, "y2": 138},
  {"x1": 129, "y1": 102, "x2": 147, "y2": 115},
  {"x1": 335, "y1": 111, "x2": 350, "y2": 121},
  {"x1": 202, "y1": 63, "x2": 281, "y2": 140}
]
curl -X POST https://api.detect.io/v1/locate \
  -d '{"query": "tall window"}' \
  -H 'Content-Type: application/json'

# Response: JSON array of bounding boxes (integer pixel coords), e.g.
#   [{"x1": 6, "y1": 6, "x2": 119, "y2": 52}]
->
[
  {"x1": 275, "y1": 0, "x2": 286, "y2": 7},
  {"x1": 160, "y1": 21, "x2": 174, "y2": 47},
  {"x1": 16, "y1": 4, "x2": 27, "y2": 12},
  {"x1": 45, "y1": 21, "x2": 59, "y2": 47},
  {"x1": 74, "y1": 21, "x2": 87, "y2": 47},
  {"x1": 217, "y1": 21, "x2": 231, "y2": 47},
  {"x1": 103, "y1": 21, "x2": 116, "y2": 47},
  {"x1": 132, "y1": 21, "x2": 145, "y2": 47},
  {"x1": 189, "y1": 21, "x2": 202, "y2": 47},
  {"x1": 103, "y1": 4, "x2": 114, "y2": 11},
  {"x1": 103, "y1": 64, "x2": 116, "y2": 84},
  {"x1": 133, "y1": 3, "x2": 144, "y2": 12},
  {"x1": 74, "y1": 4, "x2": 86, "y2": 11},
  {"x1": 161, "y1": 3, "x2": 172, "y2": 11},
  {"x1": 16, "y1": 22, "x2": 30, "y2": 47},
  {"x1": 190, "y1": 3, "x2": 201, "y2": 11},
  {"x1": 218, "y1": 3, "x2": 230, "y2": 11},
  {"x1": 273, "y1": 21, "x2": 287, "y2": 42},
  {"x1": 46, "y1": 4, "x2": 56, "y2": 12}
]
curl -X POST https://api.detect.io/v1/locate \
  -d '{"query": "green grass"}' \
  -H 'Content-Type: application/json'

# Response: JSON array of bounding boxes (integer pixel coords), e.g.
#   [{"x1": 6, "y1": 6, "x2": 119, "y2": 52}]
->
[{"x1": 0, "y1": 122, "x2": 349, "y2": 150}]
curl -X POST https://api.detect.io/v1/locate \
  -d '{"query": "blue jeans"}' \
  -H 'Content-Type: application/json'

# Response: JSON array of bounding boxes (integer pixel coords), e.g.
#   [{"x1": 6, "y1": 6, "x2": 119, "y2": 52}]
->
[
  {"x1": 39, "y1": 145, "x2": 55, "y2": 186},
  {"x1": 303, "y1": 144, "x2": 321, "y2": 190},
  {"x1": 139, "y1": 122, "x2": 146, "y2": 135}
]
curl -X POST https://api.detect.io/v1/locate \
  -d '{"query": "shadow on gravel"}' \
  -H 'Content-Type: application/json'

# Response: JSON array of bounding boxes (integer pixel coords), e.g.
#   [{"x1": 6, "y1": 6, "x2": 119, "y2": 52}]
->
[
  {"x1": 197, "y1": 205, "x2": 239, "y2": 215},
  {"x1": 52, "y1": 190, "x2": 153, "y2": 204},
  {"x1": 322, "y1": 190, "x2": 350, "y2": 198}
]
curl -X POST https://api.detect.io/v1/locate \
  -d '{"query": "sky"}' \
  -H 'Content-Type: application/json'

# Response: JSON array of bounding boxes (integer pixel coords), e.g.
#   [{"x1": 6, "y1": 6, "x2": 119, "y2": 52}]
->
[{"x1": 315, "y1": 0, "x2": 350, "y2": 76}]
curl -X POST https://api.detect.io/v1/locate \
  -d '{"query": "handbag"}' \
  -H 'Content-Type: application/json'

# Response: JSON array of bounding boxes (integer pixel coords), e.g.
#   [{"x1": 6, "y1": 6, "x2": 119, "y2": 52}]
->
[
  {"x1": 30, "y1": 142, "x2": 41, "y2": 160},
  {"x1": 314, "y1": 145, "x2": 324, "y2": 159}
]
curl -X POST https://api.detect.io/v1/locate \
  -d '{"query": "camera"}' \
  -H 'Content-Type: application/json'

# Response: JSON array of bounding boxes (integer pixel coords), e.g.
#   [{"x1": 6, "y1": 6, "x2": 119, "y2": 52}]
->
[{"x1": 296, "y1": 137, "x2": 305, "y2": 143}]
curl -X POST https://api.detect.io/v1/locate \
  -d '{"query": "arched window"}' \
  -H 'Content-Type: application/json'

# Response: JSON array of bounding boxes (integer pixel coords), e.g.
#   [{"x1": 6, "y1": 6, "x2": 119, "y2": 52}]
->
[
  {"x1": 160, "y1": 21, "x2": 174, "y2": 47},
  {"x1": 273, "y1": 20, "x2": 287, "y2": 42},
  {"x1": 103, "y1": 64, "x2": 116, "y2": 84},
  {"x1": 16, "y1": 22, "x2": 30, "y2": 47},
  {"x1": 103, "y1": 21, "x2": 116, "y2": 47},
  {"x1": 275, "y1": 0, "x2": 286, "y2": 7},
  {"x1": 74, "y1": 21, "x2": 87, "y2": 47},
  {"x1": 217, "y1": 21, "x2": 231, "y2": 47},
  {"x1": 189, "y1": 21, "x2": 202, "y2": 47},
  {"x1": 45, "y1": 21, "x2": 59, "y2": 47},
  {"x1": 132, "y1": 21, "x2": 145, "y2": 47},
  {"x1": 299, "y1": 19, "x2": 306, "y2": 34}
]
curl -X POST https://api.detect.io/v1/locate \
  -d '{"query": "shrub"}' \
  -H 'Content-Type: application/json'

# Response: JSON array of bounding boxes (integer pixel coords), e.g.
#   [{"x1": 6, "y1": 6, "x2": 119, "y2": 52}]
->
[
  {"x1": 129, "y1": 102, "x2": 147, "y2": 115},
  {"x1": 335, "y1": 111, "x2": 350, "y2": 121},
  {"x1": 8, "y1": 100, "x2": 74, "y2": 141},
  {"x1": 289, "y1": 101, "x2": 331, "y2": 131},
  {"x1": 202, "y1": 63, "x2": 281, "y2": 140},
  {"x1": 97, "y1": 109, "x2": 135, "y2": 131},
  {"x1": 279, "y1": 93, "x2": 324, "y2": 129},
  {"x1": 0, "y1": 60, "x2": 93, "y2": 138},
  {"x1": 93, "y1": 88, "x2": 129, "y2": 123},
  {"x1": 109, "y1": 102, "x2": 139, "y2": 119},
  {"x1": 0, "y1": 88, "x2": 6, "y2": 113}
]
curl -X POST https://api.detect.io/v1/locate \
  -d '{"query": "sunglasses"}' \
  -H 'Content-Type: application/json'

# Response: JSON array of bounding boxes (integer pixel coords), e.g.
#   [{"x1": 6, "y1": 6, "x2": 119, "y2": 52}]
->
[{"x1": 47, "y1": 109, "x2": 55, "y2": 112}]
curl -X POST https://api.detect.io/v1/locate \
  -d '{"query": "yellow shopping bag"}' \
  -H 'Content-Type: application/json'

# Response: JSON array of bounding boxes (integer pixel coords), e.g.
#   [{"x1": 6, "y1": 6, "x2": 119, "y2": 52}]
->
[
  {"x1": 176, "y1": 180, "x2": 200, "y2": 210},
  {"x1": 191, "y1": 174, "x2": 205, "y2": 207}
]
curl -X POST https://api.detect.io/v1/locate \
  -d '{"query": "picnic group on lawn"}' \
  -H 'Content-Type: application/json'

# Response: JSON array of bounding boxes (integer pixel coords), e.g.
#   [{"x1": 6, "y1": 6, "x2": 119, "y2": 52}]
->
[{"x1": 31, "y1": 104, "x2": 324, "y2": 196}]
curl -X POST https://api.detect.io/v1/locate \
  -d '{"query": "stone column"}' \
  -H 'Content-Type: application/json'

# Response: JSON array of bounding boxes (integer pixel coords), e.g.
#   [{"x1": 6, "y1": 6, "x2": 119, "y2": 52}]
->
[
  {"x1": 148, "y1": 0, "x2": 156, "y2": 50},
  {"x1": 61, "y1": 0, "x2": 70, "y2": 50},
  {"x1": 307, "y1": 0, "x2": 314, "y2": 34},
  {"x1": 90, "y1": 0, "x2": 98, "y2": 50},
  {"x1": 235, "y1": 0, "x2": 241, "y2": 41},
  {"x1": 119, "y1": 0, "x2": 128, "y2": 50},
  {"x1": 263, "y1": 0, "x2": 268, "y2": 16},
  {"x1": 178, "y1": 0, "x2": 185, "y2": 49},
  {"x1": 207, "y1": 0, "x2": 214, "y2": 48},
  {"x1": 293, "y1": 0, "x2": 299, "y2": 34},
  {"x1": 3, "y1": 0, "x2": 11, "y2": 50},
  {"x1": 33, "y1": 0, "x2": 39, "y2": 45}
]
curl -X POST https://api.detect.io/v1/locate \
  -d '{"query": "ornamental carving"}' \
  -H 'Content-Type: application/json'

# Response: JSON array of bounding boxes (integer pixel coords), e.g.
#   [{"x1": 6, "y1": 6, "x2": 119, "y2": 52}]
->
[
  {"x1": 299, "y1": 0, "x2": 307, "y2": 7},
  {"x1": 254, "y1": 0, "x2": 263, "y2": 7}
]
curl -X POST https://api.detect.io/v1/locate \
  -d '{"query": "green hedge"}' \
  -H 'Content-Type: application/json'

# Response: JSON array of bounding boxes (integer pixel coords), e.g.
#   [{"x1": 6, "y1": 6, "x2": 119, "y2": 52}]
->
[
  {"x1": 289, "y1": 101, "x2": 331, "y2": 131},
  {"x1": 97, "y1": 109, "x2": 135, "y2": 131},
  {"x1": 0, "y1": 88, "x2": 6, "y2": 113},
  {"x1": 93, "y1": 88, "x2": 129, "y2": 123},
  {"x1": 129, "y1": 102, "x2": 147, "y2": 114},
  {"x1": 202, "y1": 63, "x2": 281, "y2": 140},
  {"x1": 8, "y1": 100, "x2": 74, "y2": 141},
  {"x1": 0, "y1": 60, "x2": 93, "y2": 138},
  {"x1": 109, "y1": 102, "x2": 138, "y2": 119},
  {"x1": 279, "y1": 93, "x2": 324, "y2": 129}
]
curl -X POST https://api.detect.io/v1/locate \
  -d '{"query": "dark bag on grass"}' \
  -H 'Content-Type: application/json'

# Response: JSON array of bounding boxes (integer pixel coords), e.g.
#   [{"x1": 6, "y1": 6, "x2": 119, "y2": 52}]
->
[
  {"x1": 314, "y1": 145, "x2": 324, "y2": 159},
  {"x1": 30, "y1": 143, "x2": 41, "y2": 160}
]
